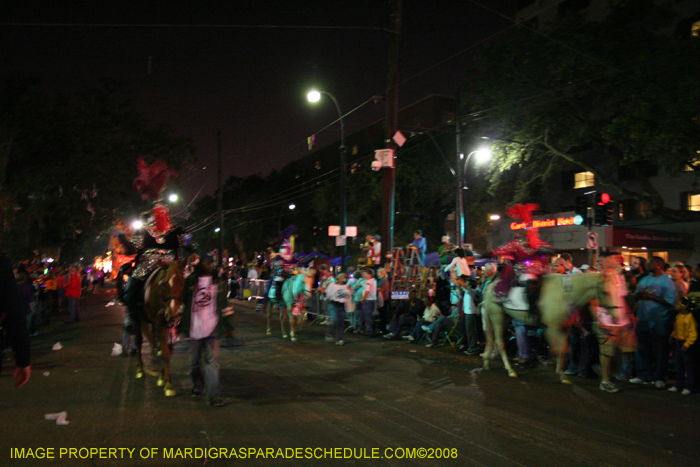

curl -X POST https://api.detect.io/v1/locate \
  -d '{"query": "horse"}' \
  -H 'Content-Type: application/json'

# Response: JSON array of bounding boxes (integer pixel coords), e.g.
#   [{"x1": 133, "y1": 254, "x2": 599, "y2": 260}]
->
[
  {"x1": 277, "y1": 269, "x2": 315, "y2": 342},
  {"x1": 134, "y1": 261, "x2": 185, "y2": 397},
  {"x1": 482, "y1": 272, "x2": 617, "y2": 383},
  {"x1": 265, "y1": 274, "x2": 286, "y2": 335}
]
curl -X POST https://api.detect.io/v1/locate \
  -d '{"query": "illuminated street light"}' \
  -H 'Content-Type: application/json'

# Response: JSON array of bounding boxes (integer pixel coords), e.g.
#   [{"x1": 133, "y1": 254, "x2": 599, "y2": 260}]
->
[
  {"x1": 307, "y1": 88, "x2": 347, "y2": 270},
  {"x1": 132, "y1": 220, "x2": 143, "y2": 230},
  {"x1": 215, "y1": 227, "x2": 221, "y2": 233},
  {"x1": 306, "y1": 90, "x2": 321, "y2": 103},
  {"x1": 289, "y1": 204, "x2": 296, "y2": 210},
  {"x1": 168, "y1": 193, "x2": 178, "y2": 203},
  {"x1": 456, "y1": 147, "x2": 492, "y2": 247}
]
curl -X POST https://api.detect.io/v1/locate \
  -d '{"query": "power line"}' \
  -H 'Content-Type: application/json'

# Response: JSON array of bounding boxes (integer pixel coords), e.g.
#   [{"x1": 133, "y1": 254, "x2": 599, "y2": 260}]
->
[{"x1": 0, "y1": 22, "x2": 388, "y2": 32}]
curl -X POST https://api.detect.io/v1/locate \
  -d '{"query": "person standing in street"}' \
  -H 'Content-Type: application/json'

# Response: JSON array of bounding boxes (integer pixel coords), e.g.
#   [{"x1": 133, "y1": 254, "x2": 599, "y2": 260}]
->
[
  {"x1": 325, "y1": 273, "x2": 352, "y2": 345},
  {"x1": 0, "y1": 254, "x2": 31, "y2": 388},
  {"x1": 64, "y1": 266, "x2": 82, "y2": 323},
  {"x1": 178, "y1": 252, "x2": 230, "y2": 407},
  {"x1": 631, "y1": 256, "x2": 675, "y2": 388},
  {"x1": 359, "y1": 268, "x2": 377, "y2": 335}
]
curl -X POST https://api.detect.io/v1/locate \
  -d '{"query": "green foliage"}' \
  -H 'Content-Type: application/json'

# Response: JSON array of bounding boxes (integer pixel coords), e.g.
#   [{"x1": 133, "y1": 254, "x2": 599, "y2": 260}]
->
[
  {"x1": 464, "y1": 0, "x2": 700, "y2": 214},
  {"x1": 0, "y1": 78, "x2": 196, "y2": 261}
]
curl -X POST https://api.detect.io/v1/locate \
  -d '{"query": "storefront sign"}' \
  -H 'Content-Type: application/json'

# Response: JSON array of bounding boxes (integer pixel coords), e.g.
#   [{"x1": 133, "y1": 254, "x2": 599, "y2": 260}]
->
[
  {"x1": 510, "y1": 216, "x2": 577, "y2": 230},
  {"x1": 613, "y1": 229, "x2": 694, "y2": 250}
]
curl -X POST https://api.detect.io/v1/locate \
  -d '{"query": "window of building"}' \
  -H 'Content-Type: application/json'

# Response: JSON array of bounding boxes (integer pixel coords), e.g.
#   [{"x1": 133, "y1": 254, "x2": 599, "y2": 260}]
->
[
  {"x1": 688, "y1": 193, "x2": 700, "y2": 211},
  {"x1": 574, "y1": 171, "x2": 595, "y2": 189},
  {"x1": 636, "y1": 201, "x2": 652, "y2": 218}
]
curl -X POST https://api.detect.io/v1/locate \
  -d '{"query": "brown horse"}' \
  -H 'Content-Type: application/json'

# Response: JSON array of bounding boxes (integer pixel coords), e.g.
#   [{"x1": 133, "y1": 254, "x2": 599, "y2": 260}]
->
[
  {"x1": 482, "y1": 272, "x2": 618, "y2": 383},
  {"x1": 135, "y1": 261, "x2": 185, "y2": 397}
]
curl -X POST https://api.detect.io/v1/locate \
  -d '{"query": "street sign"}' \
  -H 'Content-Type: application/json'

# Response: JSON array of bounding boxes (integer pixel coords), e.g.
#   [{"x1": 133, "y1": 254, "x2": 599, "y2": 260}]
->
[
  {"x1": 335, "y1": 235, "x2": 346, "y2": 246},
  {"x1": 328, "y1": 225, "x2": 340, "y2": 236},
  {"x1": 393, "y1": 131, "x2": 406, "y2": 147},
  {"x1": 346, "y1": 226, "x2": 357, "y2": 237},
  {"x1": 587, "y1": 231, "x2": 598, "y2": 250}
]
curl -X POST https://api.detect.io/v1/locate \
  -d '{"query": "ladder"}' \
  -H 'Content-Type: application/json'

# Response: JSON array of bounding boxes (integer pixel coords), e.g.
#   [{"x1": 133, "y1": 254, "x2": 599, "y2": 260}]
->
[
  {"x1": 389, "y1": 248, "x2": 408, "y2": 291},
  {"x1": 390, "y1": 247, "x2": 438, "y2": 300}
]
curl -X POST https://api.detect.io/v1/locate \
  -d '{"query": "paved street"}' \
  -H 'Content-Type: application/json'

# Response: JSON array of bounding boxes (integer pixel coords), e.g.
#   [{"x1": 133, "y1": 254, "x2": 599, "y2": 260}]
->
[{"x1": 2, "y1": 287, "x2": 700, "y2": 466}]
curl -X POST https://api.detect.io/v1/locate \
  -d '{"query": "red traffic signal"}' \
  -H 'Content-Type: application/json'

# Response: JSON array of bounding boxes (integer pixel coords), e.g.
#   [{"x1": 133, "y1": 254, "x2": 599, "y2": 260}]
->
[{"x1": 596, "y1": 193, "x2": 610, "y2": 205}]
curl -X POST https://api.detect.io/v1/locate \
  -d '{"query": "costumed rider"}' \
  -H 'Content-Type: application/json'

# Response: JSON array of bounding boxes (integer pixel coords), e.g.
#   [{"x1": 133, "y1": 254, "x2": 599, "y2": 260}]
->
[
  {"x1": 273, "y1": 225, "x2": 298, "y2": 296},
  {"x1": 492, "y1": 204, "x2": 551, "y2": 315},
  {"x1": 256, "y1": 225, "x2": 297, "y2": 312},
  {"x1": 121, "y1": 158, "x2": 191, "y2": 334}
]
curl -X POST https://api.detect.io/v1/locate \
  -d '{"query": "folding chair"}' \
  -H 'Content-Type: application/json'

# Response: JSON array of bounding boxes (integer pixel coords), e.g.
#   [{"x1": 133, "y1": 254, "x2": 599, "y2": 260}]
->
[{"x1": 445, "y1": 319, "x2": 463, "y2": 348}]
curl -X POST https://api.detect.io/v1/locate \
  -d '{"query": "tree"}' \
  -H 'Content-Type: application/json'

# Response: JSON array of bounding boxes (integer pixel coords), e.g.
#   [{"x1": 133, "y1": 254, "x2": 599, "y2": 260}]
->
[
  {"x1": 0, "y1": 78, "x2": 196, "y2": 260},
  {"x1": 464, "y1": 0, "x2": 700, "y2": 219}
]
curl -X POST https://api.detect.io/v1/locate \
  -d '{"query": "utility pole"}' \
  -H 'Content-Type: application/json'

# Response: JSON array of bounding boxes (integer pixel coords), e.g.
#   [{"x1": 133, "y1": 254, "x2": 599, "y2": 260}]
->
[
  {"x1": 217, "y1": 129, "x2": 224, "y2": 269},
  {"x1": 381, "y1": 0, "x2": 402, "y2": 267},
  {"x1": 455, "y1": 88, "x2": 463, "y2": 247}
]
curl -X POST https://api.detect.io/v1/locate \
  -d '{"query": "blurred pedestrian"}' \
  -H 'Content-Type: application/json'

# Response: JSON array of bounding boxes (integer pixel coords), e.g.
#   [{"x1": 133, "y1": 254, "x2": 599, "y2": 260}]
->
[
  {"x1": 65, "y1": 266, "x2": 82, "y2": 323},
  {"x1": 1, "y1": 254, "x2": 31, "y2": 388},
  {"x1": 178, "y1": 252, "x2": 229, "y2": 407}
]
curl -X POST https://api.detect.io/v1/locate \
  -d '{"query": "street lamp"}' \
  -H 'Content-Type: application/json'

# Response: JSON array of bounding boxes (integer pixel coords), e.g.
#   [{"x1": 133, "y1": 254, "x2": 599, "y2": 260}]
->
[
  {"x1": 278, "y1": 203, "x2": 296, "y2": 234},
  {"x1": 456, "y1": 147, "x2": 492, "y2": 248},
  {"x1": 168, "y1": 193, "x2": 178, "y2": 203},
  {"x1": 307, "y1": 89, "x2": 347, "y2": 270}
]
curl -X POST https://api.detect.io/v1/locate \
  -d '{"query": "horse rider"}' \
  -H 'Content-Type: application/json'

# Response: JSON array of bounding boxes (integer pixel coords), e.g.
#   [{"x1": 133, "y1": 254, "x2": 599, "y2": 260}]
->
[
  {"x1": 491, "y1": 204, "x2": 551, "y2": 314},
  {"x1": 120, "y1": 158, "x2": 191, "y2": 334}
]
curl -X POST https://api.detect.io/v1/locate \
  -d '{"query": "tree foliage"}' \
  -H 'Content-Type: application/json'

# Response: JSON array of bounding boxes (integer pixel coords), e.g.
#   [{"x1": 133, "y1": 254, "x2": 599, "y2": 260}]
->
[
  {"x1": 464, "y1": 0, "x2": 700, "y2": 218},
  {"x1": 0, "y1": 78, "x2": 196, "y2": 260}
]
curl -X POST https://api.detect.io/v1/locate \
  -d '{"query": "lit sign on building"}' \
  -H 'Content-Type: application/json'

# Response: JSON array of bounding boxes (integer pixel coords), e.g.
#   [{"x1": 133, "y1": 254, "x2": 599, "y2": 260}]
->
[{"x1": 510, "y1": 216, "x2": 577, "y2": 230}]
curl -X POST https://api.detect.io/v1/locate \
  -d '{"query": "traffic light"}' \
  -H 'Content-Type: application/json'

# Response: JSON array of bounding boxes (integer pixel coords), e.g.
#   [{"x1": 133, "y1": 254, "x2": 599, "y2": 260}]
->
[
  {"x1": 594, "y1": 193, "x2": 614, "y2": 225},
  {"x1": 603, "y1": 201, "x2": 615, "y2": 225},
  {"x1": 574, "y1": 195, "x2": 588, "y2": 225}
]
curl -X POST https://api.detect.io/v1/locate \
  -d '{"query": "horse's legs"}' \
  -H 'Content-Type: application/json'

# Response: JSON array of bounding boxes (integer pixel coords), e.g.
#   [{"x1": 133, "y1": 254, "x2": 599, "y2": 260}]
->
[
  {"x1": 158, "y1": 326, "x2": 176, "y2": 396},
  {"x1": 280, "y1": 307, "x2": 288, "y2": 338},
  {"x1": 547, "y1": 327, "x2": 572, "y2": 384},
  {"x1": 265, "y1": 301, "x2": 273, "y2": 335},
  {"x1": 493, "y1": 317, "x2": 518, "y2": 378},
  {"x1": 135, "y1": 323, "x2": 145, "y2": 379},
  {"x1": 482, "y1": 312, "x2": 495, "y2": 371},
  {"x1": 290, "y1": 313, "x2": 297, "y2": 342}
]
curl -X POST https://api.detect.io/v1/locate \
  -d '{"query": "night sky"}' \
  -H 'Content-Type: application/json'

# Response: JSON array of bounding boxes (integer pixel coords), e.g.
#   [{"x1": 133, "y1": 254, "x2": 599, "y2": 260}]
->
[{"x1": 1, "y1": 0, "x2": 515, "y2": 200}]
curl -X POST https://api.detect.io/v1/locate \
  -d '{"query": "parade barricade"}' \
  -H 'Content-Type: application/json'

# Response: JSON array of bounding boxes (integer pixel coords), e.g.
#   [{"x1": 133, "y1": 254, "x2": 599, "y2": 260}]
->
[{"x1": 248, "y1": 278, "x2": 270, "y2": 301}]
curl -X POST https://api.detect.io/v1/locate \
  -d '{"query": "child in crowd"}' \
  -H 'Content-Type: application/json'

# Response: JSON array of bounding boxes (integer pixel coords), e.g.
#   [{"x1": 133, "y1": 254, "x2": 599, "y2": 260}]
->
[{"x1": 668, "y1": 298, "x2": 697, "y2": 395}]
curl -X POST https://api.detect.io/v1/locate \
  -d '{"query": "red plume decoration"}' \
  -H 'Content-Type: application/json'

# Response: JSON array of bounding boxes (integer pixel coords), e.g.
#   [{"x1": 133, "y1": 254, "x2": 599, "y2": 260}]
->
[
  {"x1": 506, "y1": 204, "x2": 543, "y2": 250},
  {"x1": 506, "y1": 203, "x2": 539, "y2": 224},
  {"x1": 133, "y1": 157, "x2": 178, "y2": 202}
]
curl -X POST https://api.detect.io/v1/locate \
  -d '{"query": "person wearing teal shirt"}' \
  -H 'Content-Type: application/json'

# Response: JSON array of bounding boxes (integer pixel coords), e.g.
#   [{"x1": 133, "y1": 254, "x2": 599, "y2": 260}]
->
[{"x1": 631, "y1": 256, "x2": 676, "y2": 388}]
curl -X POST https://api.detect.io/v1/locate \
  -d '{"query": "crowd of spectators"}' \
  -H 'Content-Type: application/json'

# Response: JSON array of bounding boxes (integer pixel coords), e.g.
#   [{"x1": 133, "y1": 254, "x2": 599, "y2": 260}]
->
[
  {"x1": 292, "y1": 248, "x2": 699, "y2": 396},
  {"x1": 4, "y1": 258, "x2": 111, "y2": 338}
]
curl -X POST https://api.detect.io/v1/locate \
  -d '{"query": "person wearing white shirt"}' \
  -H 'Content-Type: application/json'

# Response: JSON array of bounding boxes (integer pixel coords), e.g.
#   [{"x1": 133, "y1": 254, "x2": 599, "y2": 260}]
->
[
  {"x1": 358, "y1": 269, "x2": 378, "y2": 335},
  {"x1": 447, "y1": 248, "x2": 471, "y2": 285},
  {"x1": 324, "y1": 274, "x2": 352, "y2": 345}
]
